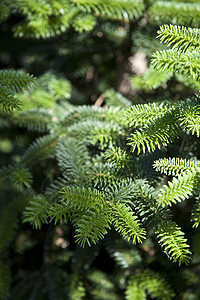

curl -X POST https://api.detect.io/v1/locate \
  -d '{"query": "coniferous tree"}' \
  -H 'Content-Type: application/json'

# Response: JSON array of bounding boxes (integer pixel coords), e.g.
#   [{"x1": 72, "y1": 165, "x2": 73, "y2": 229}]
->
[{"x1": 0, "y1": 1, "x2": 200, "y2": 299}]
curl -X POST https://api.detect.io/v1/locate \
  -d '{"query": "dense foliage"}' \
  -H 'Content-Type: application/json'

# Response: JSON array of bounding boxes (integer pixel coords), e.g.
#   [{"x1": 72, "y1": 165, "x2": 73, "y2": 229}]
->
[{"x1": 1, "y1": 0, "x2": 200, "y2": 299}]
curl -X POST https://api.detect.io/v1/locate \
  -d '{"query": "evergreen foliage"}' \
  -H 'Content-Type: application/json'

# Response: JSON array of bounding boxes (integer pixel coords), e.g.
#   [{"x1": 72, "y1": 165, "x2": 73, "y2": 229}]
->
[
  {"x1": 0, "y1": 70, "x2": 36, "y2": 112},
  {"x1": 1, "y1": 0, "x2": 200, "y2": 299}
]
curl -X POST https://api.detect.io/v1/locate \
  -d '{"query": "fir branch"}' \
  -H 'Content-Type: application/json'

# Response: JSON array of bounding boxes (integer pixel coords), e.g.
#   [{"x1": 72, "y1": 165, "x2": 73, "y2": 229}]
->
[
  {"x1": 14, "y1": 8, "x2": 79, "y2": 39},
  {"x1": 105, "y1": 178, "x2": 136, "y2": 204},
  {"x1": 0, "y1": 2, "x2": 10, "y2": 23},
  {"x1": 0, "y1": 164, "x2": 32, "y2": 191},
  {"x1": 0, "y1": 84, "x2": 21, "y2": 112},
  {"x1": 67, "y1": 275, "x2": 86, "y2": 300},
  {"x1": 23, "y1": 195, "x2": 50, "y2": 229},
  {"x1": 111, "y1": 203, "x2": 146, "y2": 244},
  {"x1": 14, "y1": 0, "x2": 52, "y2": 18},
  {"x1": 125, "y1": 281, "x2": 145, "y2": 300},
  {"x1": 156, "y1": 221, "x2": 191, "y2": 265},
  {"x1": 149, "y1": 1, "x2": 200, "y2": 27},
  {"x1": 0, "y1": 70, "x2": 36, "y2": 93},
  {"x1": 74, "y1": 204, "x2": 111, "y2": 247},
  {"x1": 177, "y1": 96, "x2": 200, "y2": 137},
  {"x1": 151, "y1": 49, "x2": 200, "y2": 80},
  {"x1": 126, "y1": 270, "x2": 175, "y2": 300},
  {"x1": 104, "y1": 89, "x2": 132, "y2": 108},
  {"x1": 21, "y1": 134, "x2": 58, "y2": 166},
  {"x1": 157, "y1": 170, "x2": 196, "y2": 207},
  {"x1": 72, "y1": 13, "x2": 96, "y2": 33},
  {"x1": 47, "y1": 202, "x2": 68, "y2": 225},
  {"x1": 127, "y1": 111, "x2": 181, "y2": 154},
  {"x1": 105, "y1": 233, "x2": 142, "y2": 269},
  {"x1": 61, "y1": 105, "x2": 105, "y2": 127},
  {"x1": 91, "y1": 123, "x2": 124, "y2": 149},
  {"x1": 9, "y1": 166, "x2": 33, "y2": 191},
  {"x1": 55, "y1": 138, "x2": 90, "y2": 182},
  {"x1": 157, "y1": 24, "x2": 200, "y2": 52},
  {"x1": 131, "y1": 65, "x2": 173, "y2": 92},
  {"x1": 60, "y1": 186, "x2": 106, "y2": 212},
  {"x1": 71, "y1": 0, "x2": 144, "y2": 20},
  {"x1": 104, "y1": 146, "x2": 128, "y2": 168},
  {"x1": 124, "y1": 101, "x2": 174, "y2": 128},
  {"x1": 153, "y1": 157, "x2": 200, "y2": 176},
  {"x1": 14, "y1": 108, "x2": 52, "y2": 132},
  {"x1": 90, "y1": 162, "x2": 121, "y2": 188},
  {"x1": 47, "y1": 186, "x2": 106, "y2": 226}
]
